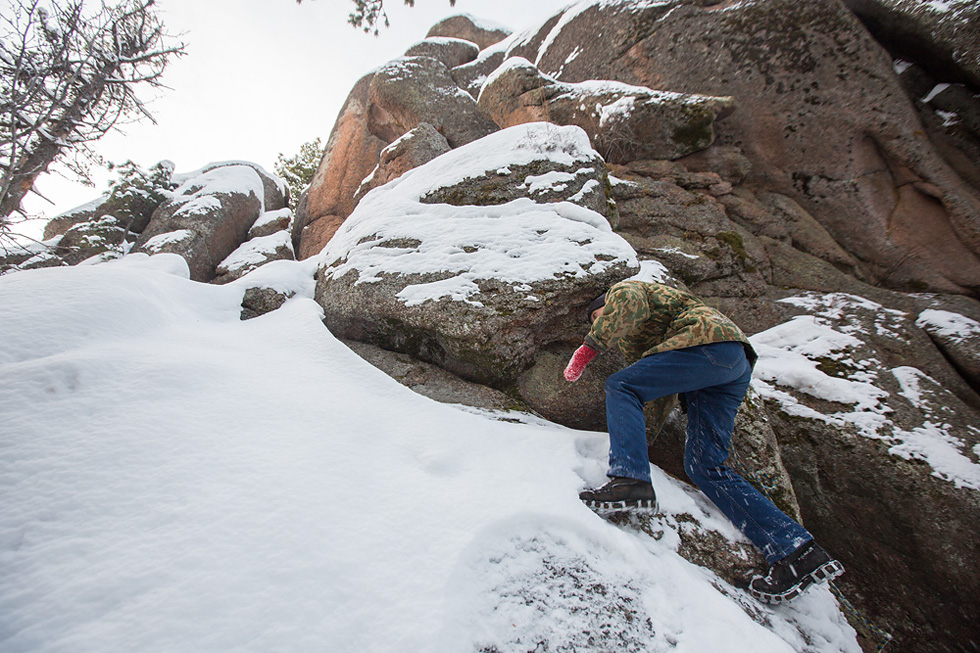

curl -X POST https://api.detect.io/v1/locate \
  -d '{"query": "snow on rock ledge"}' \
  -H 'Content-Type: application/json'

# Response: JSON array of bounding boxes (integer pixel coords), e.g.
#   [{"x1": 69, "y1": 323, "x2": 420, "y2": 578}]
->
[
  {"x1": 751, "y1": 292, "x2": 980, "y2": 490},
  {"x1": 478, "y1": 57, "x2": 736, "y2": 163},
  {"x1": 214, "y1": 230, "x2": 295, "y2": 285},
  {"x1": 135, "y1": 165, "x2": 266, "y2": 282},
  {"x1": 315, "y1": 122, "x2": 638, "y2": 386}
]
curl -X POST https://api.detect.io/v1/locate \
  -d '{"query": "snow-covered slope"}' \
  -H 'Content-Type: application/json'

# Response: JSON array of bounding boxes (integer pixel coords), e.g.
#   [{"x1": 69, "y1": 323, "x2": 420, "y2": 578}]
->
[{"x1": 0, "y1": 257, "x2": 858, "y2": 652}]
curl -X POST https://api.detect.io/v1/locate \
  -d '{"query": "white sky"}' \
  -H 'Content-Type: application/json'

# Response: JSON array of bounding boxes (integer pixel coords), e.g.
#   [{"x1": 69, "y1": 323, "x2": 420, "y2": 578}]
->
[{"x1": 20, "y1": 0, "x2": 575, "y2": 235}]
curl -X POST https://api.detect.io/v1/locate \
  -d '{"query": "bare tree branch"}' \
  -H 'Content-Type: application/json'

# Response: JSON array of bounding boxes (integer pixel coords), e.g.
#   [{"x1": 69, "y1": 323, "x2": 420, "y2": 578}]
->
[
  {"x1": 294, "y1": 0, "x2": 457, "y2": 36},
  {"x1": 0, "y1": 0, "x2": 185, "y2": 229}
]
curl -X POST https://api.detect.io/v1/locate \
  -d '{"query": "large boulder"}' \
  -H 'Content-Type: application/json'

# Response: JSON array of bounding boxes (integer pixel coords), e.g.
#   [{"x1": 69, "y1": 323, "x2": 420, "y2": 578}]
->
[
  {"x1": 606, "y1": 159, "x2": 770, "y2": 298},
  {"x1": 55, "y1": 216, "x2": 128, "y2": 266},
  {"x1": 42, "y1": 161, "x2": 178, "y2": 240},
  {"x1": 367, "y1": 55, "x2": 498, "y2": 148},
  {"x1": 404, "y1": 37, "x2": 479, "y2": 70},
  {"x1": 504, "y1": 0, "x2": 980, "y2": 295},
  {"x1": 178, "y1": 161, "x2": 288, "y2": 214},
  {"x1": 915, "y1": 302, "x2": 980, "y2": 394},
  {"x1": 891, "y1": 57, "x2": 980, "y2": 192},
  {"x1": 0, "y1": 238, "x2": 65, "y2": 274},
  {"x1": 315, "y1": 123, "x2": 638, "y2": 389},
  {"x1": 353, "y1": 122, "x2": 451, "y2": 204},
  {"x1": 451, "y1": 48, "x2": 507, "y2": 99},
  {"x1": 478, "y1": 57, "x2": 735, "y2": 163},
  {"x1": 136, "y1": 164, "x2": 265, "y2": 282},
  {"x1": 43, "y1": 196, "x2": 109, "y2": 240},
  {"x1": 248, "y1": 208, "x2": 293, "y2": 240},
  {"x1": 425, "y1": 14, "x2": 511, "y2": 51}
]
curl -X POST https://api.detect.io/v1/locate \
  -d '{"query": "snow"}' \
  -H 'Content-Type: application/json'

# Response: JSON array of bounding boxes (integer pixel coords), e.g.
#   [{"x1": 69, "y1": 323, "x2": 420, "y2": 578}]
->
[
  {"x1": 251, "y1": 207, "x2": 292, "y2": 232},
  {"x1": 629, "y1": 259, "x2": 672, "y2": 284},
  {"x1": 1, "y1": 234, "x2": 62, "y2": 259},
  {"x1": 173, "y1": 195, "x2": 223, "y2": 218},
  {"x1": 532, "y1": 0, "x2": 673, "y2": 69},
  {"x1": 922, "y1": 82, "x2": 951, "y2": 103},
  {"x1": 893, "y1": 58, "x2": 913, "y2": 74},
  {"x1": 889, "y1": 421, "x2": 980, "y2": 490},
  {"x1": 535, "y1": 0, "x2": 596, "y2": 68},
  {"x1": 51, "y1": 195, "x2": 109, "y2": 220},
  {"x1": 171, "y1": 161, "x2": 286, "y2": 207},
  {"x1": 568, "y1": 178, "x2": 601, "y2": 203},
  {"x1": 217, "y1": 231, "x2": 294, "y2": 275},
  {"x1": 751, "y1": 316, "x2": 887, "y2": 412},
  {"x1": 141, "y1": 229, "x2": 195, "y2": 253},
  {"x1": 574, "y1": 78, "x2": 702, "y2": 103},
  {"x1": 480, "y1": 56, "x2": 712, "y2": 112},
  {"x1": 598, "y1": 95, "x2": 636, "y2": 127},
  {"x1": 935, "y1": 109, "x2": 960, "y2": 127},
  {"x1": 319, "y1": 123, "x2": 637, "y2": 307},
  {"x1": 170, "y1": 165, "x2": 266, "y2": 209},
  {"x1": 652, "y1": 245, "x2": 701, "y2": 260},
  {"x1": 916, "y1": 308, "x2": 980, "y2": 343},
  {"x1": 749, "y1": 295, "x2": 980, "y2": 491},
  {"x1": 451, "y1": 12, "x2": 512, "y2": 34},
  {"x1": 892, "y1": 365, "x2": 928, "y2": 407},
  {"x1": 520, "y1": 169, "x2": 579, "y2": 193},
  {"x1": 477, "y1": 56, "x2": 545, "y2": 104},
  {"x1": 0, "y1": 258, "x2": 860, "y2": 652},
  {"x1": 923, "y1": 0, "x2": 955, "y2": 13}
]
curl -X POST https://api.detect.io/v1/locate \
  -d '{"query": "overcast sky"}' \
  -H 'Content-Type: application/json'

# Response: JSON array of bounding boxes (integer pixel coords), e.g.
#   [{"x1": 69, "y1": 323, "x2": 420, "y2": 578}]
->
[{"x1": 20, "y1": 0, "x2": 575, "y2": 234}]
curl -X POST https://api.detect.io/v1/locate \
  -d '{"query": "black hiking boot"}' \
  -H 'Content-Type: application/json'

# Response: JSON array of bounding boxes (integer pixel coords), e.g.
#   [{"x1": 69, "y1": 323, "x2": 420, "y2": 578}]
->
[
  {"x1": 579, "y1": 476, "x2": 658, "y2": 513},
  {"x1": 749, "y1": 540, "x2": 844, "y2": 604}
]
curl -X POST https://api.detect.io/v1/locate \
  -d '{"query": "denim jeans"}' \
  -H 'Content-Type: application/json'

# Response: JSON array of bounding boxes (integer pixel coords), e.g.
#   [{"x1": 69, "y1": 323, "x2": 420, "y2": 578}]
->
[{"x1": 604, "y1": 341, "x2": 812, "y2": 563}]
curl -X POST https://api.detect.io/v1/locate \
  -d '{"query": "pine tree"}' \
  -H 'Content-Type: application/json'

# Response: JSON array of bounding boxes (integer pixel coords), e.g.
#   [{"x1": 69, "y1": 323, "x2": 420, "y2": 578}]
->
[{"x1": 274, "y1": 138, "x2": 323, "y2": 209}]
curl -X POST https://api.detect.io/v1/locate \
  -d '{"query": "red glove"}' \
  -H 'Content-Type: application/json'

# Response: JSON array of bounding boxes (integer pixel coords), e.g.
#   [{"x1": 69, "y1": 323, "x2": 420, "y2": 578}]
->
[{"x1": 564, "y1": 344, "x2": 598, "y2": 382}]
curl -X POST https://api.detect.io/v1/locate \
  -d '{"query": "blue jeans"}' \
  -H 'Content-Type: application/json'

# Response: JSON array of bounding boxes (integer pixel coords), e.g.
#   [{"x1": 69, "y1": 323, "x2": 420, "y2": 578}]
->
[{"x1": 605, "y1": 341, "x2": 812, "y2": 563}]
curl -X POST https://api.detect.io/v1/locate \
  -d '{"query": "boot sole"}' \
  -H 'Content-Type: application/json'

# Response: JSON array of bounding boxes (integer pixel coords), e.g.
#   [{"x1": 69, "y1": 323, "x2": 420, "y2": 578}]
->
[
  {"x1": 749, "y1": 560, "x2": 845, "y2": 604},
  {"x1": 583, "y1": 498, "x2": 659, "y2": 514}
]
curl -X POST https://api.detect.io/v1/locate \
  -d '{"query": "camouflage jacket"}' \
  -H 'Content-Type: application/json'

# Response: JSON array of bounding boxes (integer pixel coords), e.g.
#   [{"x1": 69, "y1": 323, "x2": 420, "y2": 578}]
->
[
  {"x1": 584, "y1": 280, "x2": 757, "y2": 435},
  {"x1": 585, "y1": 280, "x2": 757, "y2": 366}
]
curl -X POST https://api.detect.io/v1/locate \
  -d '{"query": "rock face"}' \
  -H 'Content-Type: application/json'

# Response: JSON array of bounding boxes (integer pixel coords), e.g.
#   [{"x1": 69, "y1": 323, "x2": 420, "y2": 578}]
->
[
  {"x1": 25, "y1": 3, "x2": 978, "y2": 650},
  {"x1": 294, "y1": 73, "x2": 387, "y2": 259},
  {"x1": 509, "y1": 0, "x2": 980, "y2": 297},
  {"x1": 368, "y1": 56, "x2": 498, "y2": 149},
  {"x1": 296, "y1": 57, "x2": 498, "y2": 258},
  {"x1": 747, "y1": 290, "x2": 980, "y2": 653},
  {"x1": 213, "y1": 231, "x2": 295, "y2": 285},
  {"x1": 844, "y1": 0, "x2": 980, "y2": 88},
  {"x1": 42, "y1": 196, "x2": 109, "y2": 240},
  {"x1": 341, "y1": 339, "x2": 525, "y2": 412},
  {"x1": 478, "y1": 57, "x2": 736, "y2": 163}
]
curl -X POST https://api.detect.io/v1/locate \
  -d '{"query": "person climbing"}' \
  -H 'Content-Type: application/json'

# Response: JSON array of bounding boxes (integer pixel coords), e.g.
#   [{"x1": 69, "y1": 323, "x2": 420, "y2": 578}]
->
[{"x1": 563, "y1": 279, "x2": 844, "y2": 603}]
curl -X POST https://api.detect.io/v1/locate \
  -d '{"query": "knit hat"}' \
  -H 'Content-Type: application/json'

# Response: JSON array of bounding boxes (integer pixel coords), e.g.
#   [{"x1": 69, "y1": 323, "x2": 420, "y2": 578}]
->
[{"x1": 586, "y1": 292, "x2": 607, "y2": 320}]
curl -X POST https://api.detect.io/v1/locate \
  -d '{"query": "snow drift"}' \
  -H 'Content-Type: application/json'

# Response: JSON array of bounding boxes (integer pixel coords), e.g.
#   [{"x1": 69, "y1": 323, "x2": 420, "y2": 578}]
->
[{"x1": 0, "y1": 256, "x2": 859, "y2": 652}]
